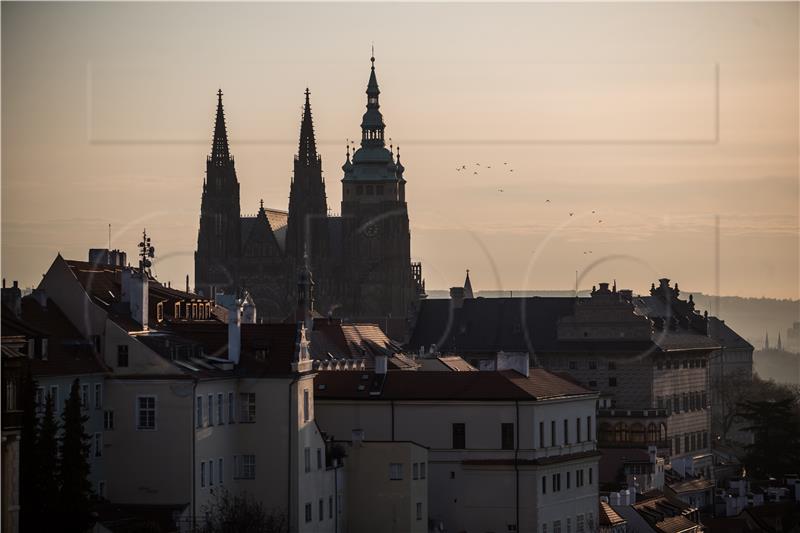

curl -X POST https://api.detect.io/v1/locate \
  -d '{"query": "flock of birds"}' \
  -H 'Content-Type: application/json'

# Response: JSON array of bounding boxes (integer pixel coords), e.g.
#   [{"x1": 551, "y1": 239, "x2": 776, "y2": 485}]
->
[{"x1": 456, "y1": 160, "x2": 604, "y2": 256}]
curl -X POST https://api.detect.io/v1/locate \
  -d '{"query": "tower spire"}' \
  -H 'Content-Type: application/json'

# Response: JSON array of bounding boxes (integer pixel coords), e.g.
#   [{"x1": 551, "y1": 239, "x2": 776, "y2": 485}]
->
[
  {"x1": 464, "y1": 269, "x2": 474, "y2": 299},
  {"x1": 297, "y1": 88, "x2": 318, "y2": 166},
  {"x1": 361, "y1": 52, "x2": 385, "y2": 148},
  {"x1": 211, "y1": 89, "x2": 231, "y2": 165}
]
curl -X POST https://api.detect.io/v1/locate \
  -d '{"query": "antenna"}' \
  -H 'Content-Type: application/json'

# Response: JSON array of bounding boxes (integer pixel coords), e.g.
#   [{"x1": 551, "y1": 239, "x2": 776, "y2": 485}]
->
[
  {"x1": 138, "y1": 228, "x2": 155, "y2": 274},
  {"x1": 108, "y1": 224, "x2": 111, "y2": 250}
]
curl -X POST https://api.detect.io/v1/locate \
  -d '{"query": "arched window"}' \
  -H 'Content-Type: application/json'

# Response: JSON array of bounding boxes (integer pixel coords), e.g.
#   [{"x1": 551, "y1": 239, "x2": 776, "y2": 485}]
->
[
  {"x1": 630, "y1": 423, "x2": 645, "y2": 443},
  {"x1": 615, "y1": 422, "x2": 628, "y2": 443},
  {"x1": 660, "y1": 423, "x2": 668, "y2": 441},
  {"x1": 647, "y1": 423, "x2": 658, "y2": 443}
]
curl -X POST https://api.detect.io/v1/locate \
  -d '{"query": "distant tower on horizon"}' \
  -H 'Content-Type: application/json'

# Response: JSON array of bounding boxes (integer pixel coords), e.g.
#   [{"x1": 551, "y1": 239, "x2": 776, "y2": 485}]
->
[
  {"x1": 464, "y1": 269, "x2": 474, "y2": 299},
  {"x1": 777, "y1": 332, "x2": 783, "y2": 351},
  {"x1": 765, "y1": 330, "x2": 770, "y2": 350}
]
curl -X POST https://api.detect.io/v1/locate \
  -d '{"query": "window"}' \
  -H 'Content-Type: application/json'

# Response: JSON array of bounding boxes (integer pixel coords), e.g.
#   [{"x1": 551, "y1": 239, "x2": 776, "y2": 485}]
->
[
  {"x1": 608, "y1": 361, "x2": 616, "y2": 370},
  {"x1": 703, "y1": 431, "x2": 708, "y2": 448},
  {"x1": 217, "y1": 393, "x2": 223, "y2": 424},
  {"x1": 420, "y1": 462, "x2": 426, "y2": 479},
  {"x1": 551, "y1": 420, "x2": 556, "y2": 447},
  {"x1": 539, "y1": 421, "x2": 545, "y2": 448},
  {"x1": 104, "y1": 410, "x2": 114, "y2": 430},
  {"x1": 685, "y1": 434, "x2": 690, "y2": 452},
  {"x1": 356, "y1": 185, "x2": 363, "y2": 195},
  {"x1": 81, "y1": 384, "x2": 90, "y2": 409},
  {"x1": 452, "y1": 423, "x2": 465, "y2": 449},
  {"x1": 569, "y1": 361, "x2": 577, "y2": 370},
  {"x1": 305, "y1": 503, "x2": 312, "y2": 523},
  {"x1": 235, "y1": 455, "x2": 256, "y2": 479},
  {"x1": 576, "y1": 418, "x2": 582, "y2": 443},
  {"x1": 389, "y1": 463, "x2": 403, "y2": 480},
  {"x1": 196, "y1": 396, "x2": 203, "y2": 428},
  {"x1": 208, "y1": 395, "x2": 214, "y2": 426},
  {"x1": 554, "y1": 520, "x2": 562, "y2": 533},
  {"x1": 239, "y1": 393, "x2": 256, "y2": 423},
  {"x1": 92, "y1": 383, "x2": 102, "y2": 409},
  {"x1": 589, "y1": 360, "x2": 597, "y2": 370},
  {"x1": 576, "y1": 515, "x2": 585, "y2": 533},
  {"x1": 218, "y1": 458, "x2": 223, "y2": 484},
  {"x1": 701, "y1": 391, "x2": 708, "y2": 409},
  {"x1": 317, "y1": 448, "x2": 322, "y2": 470},
  {"x1": 552, "y1": 473, "x2": 561, "y2": 492},
  {"x1": 329, "y1": 496, "x2": 333, "y2": 519},
  {"x1": 567, "y1": 471, "x2": 571, "y2": 489},
  {"x1": 666, "y1": 398, "x2": 673, "y2": 412},
  {"x1": 588, "y1": 380, "x2": 597, "y2": 388},
  {"x1": 94, "y1": 433, "x2": 102, "y2": 457},
  {"x1": 413, "y1": 462, "x2": 419, "y2": 479},
  {"x1": 564, "y1": 419, "x2": 569, "y2": 444},
  {"x1": 377, "y1": 185, "x2": 385, "y2": 195},
  {"x1": 542, "y1": 476, "x2": 547, "y2": 494},
  {"x1": 319, "y1": 499, "x2": 323, "y2": 521},
  {"x1": 690, "y1": 433, "x2": 696, "y2": 451},
  {"x1": 501, "y1": 423, "x2": 514, "y2": 450},
  {"x1": 201, "y1": 461, "x2": 206, "y2": 487},
  {"x1": 228, "y1": 391, "x2": 235, "y2": 423},
  {"x1": 117, "y1": 345, "x2": 129, "y2": 367},
  {"x1": 587, "y1": 416, "x2": 592, "y2": 441},
  {"x1": 609, "y1": 377, "x2": 618, "y2": 387},
  {"x1": 209, "y1": 459, "x2": 214, "y2": 486},
  {"x1": 98, "y1": 481, "x2": 106, "y2": 499},
  {"x1": 567, "y1": 518, "x2": 571, "y2": 533},
  {"x1": 49, "y1": 385, "x2": 59, "y2": 412},
  {"x1": 416, "y1": 502, "x2": 423, "y2": 521},
  {"x1": 137, "y1": 396, "x2": 156, "y2": 430},
  {"x1": 675, "y1": 435, "x2": 681, "y2": 454},
  {"x1": 35, "y1": 387, "x2": 44, "y2": 412},
  {"x1": 589, "y1": 467, "x2": 593, "y2": 484},
  {"x1": 303, "y1": 389, "x2": 310, "y2": 422},
  {"x1": 304, "y1": 447, "x2": 311, "y2": 473},
  {"x1": 576, "y1": 469, "x2": 584, "y2": 487}
]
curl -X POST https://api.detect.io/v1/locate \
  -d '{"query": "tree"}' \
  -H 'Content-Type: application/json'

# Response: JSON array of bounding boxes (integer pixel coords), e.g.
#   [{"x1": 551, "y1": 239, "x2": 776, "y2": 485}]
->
[
  {"x1": 31, "y1": 392, "x2": 62, "y2": 532},
  {"x1": 19, "y1": 370, "x2": 39, "y2": 533},
  {"x1": 201, "y1": 488, "x2": 287, "y2": 533},
  {"x1": 59, "y1": 378, "x2": 94, "y2": 532},
  {"x1": 738, "y1": 395, "x2": 800, "y2": 479}
]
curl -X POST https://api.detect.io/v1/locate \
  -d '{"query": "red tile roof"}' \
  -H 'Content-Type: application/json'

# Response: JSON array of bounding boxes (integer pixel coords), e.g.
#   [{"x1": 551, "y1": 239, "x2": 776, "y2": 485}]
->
[
  {"x1": 315, "y1": 368, "x2": 593, "y2": 401},
  {"x1": 599, "y1": 500, "x2": 626, "y2": 526}
]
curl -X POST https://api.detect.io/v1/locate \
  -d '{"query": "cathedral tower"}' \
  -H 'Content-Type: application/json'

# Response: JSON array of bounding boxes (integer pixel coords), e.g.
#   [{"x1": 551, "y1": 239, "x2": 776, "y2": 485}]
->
[
  {"x1": 195, "y1": 89, "x2": 241, "y2": 298},
  {"x1": 286, "y1": 89, "x2": 329, "y2": 297},
  {"x1": 340, "y1": 54, "x2": 419, "y2": 330}
]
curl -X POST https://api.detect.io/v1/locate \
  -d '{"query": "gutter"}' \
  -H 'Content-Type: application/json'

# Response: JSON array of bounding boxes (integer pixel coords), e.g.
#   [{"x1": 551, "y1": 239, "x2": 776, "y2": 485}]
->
[
  {"x1": 191, "y1": 379, "x2": 197, "y2": 529},
  {"x1": 515, "y1": 399, "x2": 520, "y2": 532}
]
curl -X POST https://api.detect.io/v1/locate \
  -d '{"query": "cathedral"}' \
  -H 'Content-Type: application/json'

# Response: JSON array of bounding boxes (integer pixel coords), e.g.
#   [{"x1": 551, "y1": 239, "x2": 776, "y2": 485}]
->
[{"x1": 194, "y1": 55, "x2": 425, "y2": 339}]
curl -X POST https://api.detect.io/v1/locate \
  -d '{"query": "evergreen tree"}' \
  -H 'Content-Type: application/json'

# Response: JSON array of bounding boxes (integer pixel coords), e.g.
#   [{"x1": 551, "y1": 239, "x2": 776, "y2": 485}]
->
[
  {"x1": 59, "y1": 379, "x2": 94, "y2": 532},
  {"x1": 18, "y1": 370, "x2": 39, "y2": 533},
  {"x1": 738, "y1": 396, "x2": 800, "y2": 479},
  {"x1": 34, "y1": 392, "x2": 61, "y2": 532}
]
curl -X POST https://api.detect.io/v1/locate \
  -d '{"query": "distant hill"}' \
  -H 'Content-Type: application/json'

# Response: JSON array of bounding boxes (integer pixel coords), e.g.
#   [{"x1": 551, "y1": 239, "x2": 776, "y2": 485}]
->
[{"x1": 424, "y1": 289, "x2": 800, "y2": 350}]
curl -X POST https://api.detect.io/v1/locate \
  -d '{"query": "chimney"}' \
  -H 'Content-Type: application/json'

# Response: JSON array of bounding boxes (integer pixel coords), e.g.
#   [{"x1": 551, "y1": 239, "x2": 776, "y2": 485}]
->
[
  {"x1": 375, "y1": 354, "x2": 388, "y2": 375},
  {"x1": 225, "y1": 296, "x2": 242, "y2": 365},
  {"x1": 1, "y1": 280, "x2": 22, "y2": 318},
  {"x1": 496, "y1": 351, "x2": 529, "y2": 377},
  {"x1": 450, "y1": 286, "x2": 465, "y2": 309},
  {"x1": 121, "y1": 268, "x2": 148, "y2": 329}
]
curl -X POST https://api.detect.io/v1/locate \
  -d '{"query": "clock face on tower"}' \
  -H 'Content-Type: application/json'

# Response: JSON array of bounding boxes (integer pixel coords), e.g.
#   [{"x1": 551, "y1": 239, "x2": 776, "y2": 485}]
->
[{"x1": 364, "y1": 223, "x2": 379, "y2": 238}]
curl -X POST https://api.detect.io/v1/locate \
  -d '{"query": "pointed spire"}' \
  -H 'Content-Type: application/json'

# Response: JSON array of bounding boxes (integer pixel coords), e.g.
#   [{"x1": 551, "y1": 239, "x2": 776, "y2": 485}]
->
[
  {"x1": 464, "y1": 269, "x2": 474, "y2": 299},
  {"x1": 297, "y1": 88, "x2": 318, "y2": 166},
  {"x1": 777, "y1": 332, "x2": 783, "y2": 351},
  {"x1": 360, "y1": 51, "x2": 385, "y2": 148},
  {"x1": 210, "y1": 89, "x2": 231, "y2": 166}
]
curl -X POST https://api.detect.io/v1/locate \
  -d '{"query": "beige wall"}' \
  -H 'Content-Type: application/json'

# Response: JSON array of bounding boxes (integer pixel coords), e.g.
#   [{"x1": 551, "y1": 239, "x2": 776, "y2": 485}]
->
[
  {"x1": 104, "y1": 379, "x2": 193, "y2": 506},
  {"x1": 316, "y1": 393, "x2": 599, "y2": 533},
  {"x1": 343, "y1": 441, "x2": 428, "y2": 533}
]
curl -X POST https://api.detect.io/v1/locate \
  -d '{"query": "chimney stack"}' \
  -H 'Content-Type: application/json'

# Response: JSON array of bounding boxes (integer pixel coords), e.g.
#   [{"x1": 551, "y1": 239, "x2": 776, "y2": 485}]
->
[
  {"x1": 1, "y1": 280, "x2": 22, "y2": 318},
  {"x1": 375, "y1": 354, "x2": 388, "y2": 375},
  {"x1": 450, "y1": 286, "x2": 465, "y2": 309},
  {"x1": 496, "y1": 351, "x2": 530, "y2": 377}
]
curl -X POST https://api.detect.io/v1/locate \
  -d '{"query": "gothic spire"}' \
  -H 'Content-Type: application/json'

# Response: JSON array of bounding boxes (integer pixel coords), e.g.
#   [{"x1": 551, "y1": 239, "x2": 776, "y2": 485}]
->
[
  {"x1": 464, "y1": 269, "x2": 474, "y2": 299},
  {"x1": 210, "y1": 89, "x2": 231, "y2": 166},
  {"x1": 297, "y1": 88, "x2": 319, "y2": 166},
  {"x1": 361, "y1": 52, "x2": 386, "y2": 147}
]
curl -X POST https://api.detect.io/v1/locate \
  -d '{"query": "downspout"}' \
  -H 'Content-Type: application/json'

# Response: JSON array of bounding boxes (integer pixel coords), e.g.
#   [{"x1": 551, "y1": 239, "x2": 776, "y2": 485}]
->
[
  {"x1": 391, "y1": 399, "x2": 395, "y2": 441},
  {"x1": 191, "y1": 379, "x2": 197, "y2": 529},
  {"x1": 515, "y1": 400, "x2": 520, "y2": 532},
  {"x1": 287, "y1": 375, "x2": 299, "y2": 533},
  {"x1": 334, "y1": 456, "x2": 339, "y2": 533}
]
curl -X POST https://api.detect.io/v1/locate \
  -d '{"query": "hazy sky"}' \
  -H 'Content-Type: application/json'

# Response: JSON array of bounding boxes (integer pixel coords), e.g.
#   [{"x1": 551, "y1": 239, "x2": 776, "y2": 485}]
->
[{"x1": 2, "y1": 2, "x2": 798, "y2": 299}]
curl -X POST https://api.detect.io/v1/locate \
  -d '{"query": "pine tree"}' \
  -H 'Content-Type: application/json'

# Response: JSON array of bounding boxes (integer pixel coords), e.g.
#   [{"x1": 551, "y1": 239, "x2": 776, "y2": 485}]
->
[
  {"x1": 59, "y1": 379, "x2": 94, "y2": 532},
  {"x1": 34, "y1": 392, "x2": 61, "y2": 532},
  {"x1": 18, "y1": 370, "x2": 39, "y2": 533}
]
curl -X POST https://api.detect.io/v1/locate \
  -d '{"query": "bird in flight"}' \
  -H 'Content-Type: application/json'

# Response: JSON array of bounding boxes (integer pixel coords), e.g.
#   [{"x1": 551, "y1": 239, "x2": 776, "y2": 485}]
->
[
  {"x1": 569, "y1": 212, "x2": 574, "y2": 216},
  {"x1": 474, "y1": 171, "x2": 478, "y2": 175},
  {"x1": 598, "y1": 220, "x2": 603, "y2": 223},
  {"x1": 545, "y1": 199, "x2": 551, "y2": 203},
  {"x1": 498, "y1": 188, "x2": 504, "y2": 192}
]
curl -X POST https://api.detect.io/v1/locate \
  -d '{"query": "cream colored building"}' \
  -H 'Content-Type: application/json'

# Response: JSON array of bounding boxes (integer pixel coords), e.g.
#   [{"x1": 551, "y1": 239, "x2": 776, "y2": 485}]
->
[
  {"x1": 38, "y1": 254, "x2": 343, "y2": 533},
  {"x1": 315, "y1": 359, "x2": 600, "y2": 533},
  {"x1": 337, "y1": 438, "x2": 428, "y2": 533}
]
